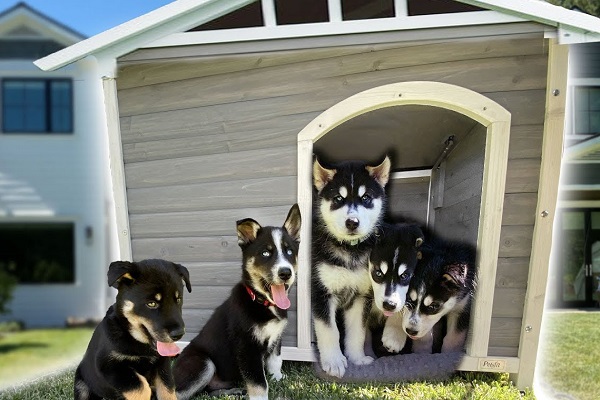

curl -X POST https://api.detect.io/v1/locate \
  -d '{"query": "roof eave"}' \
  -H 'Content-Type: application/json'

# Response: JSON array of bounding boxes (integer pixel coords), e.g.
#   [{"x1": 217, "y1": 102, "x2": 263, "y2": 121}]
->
[{"x1": 34, "y1": 0, "x2": 253, "y2": 71}]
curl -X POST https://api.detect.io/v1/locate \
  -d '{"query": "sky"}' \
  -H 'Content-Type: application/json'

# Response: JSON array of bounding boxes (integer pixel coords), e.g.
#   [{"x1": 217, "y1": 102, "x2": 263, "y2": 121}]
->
[{"x1": 4, "y1": 0, "x2": 174, "y2": 37}]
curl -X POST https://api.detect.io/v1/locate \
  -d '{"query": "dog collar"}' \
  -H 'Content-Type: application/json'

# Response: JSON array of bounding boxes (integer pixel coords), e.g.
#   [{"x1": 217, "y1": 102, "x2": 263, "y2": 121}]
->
[{"x1": 245, "y1": 285, "x2": 275, "y2": 307}]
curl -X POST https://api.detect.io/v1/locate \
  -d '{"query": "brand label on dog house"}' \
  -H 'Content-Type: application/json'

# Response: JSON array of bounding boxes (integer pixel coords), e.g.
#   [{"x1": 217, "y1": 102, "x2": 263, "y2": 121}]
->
[{"x1": 479, "y1": 359, "x2": 507, "y2": 372}]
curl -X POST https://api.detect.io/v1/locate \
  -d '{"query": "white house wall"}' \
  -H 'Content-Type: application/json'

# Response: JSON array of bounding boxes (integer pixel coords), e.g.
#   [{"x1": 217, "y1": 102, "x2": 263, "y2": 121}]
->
[{"x1": 0, "y1": 58, "x2": 116, "y2": 327}]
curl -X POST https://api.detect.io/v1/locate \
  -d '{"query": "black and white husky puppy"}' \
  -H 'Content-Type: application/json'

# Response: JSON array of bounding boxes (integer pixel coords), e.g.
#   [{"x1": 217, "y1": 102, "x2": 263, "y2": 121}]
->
[
  {"x1": 173, "y1": 205, "x2": 301, "y2": 400},
  {"x1": 401, "y1": 237, "x2": 476, "y2": 353},
  {"x1": 312, "y1": 156, "x2": 391, "y2": 378},
  {"x1": 367, "y1": 223, "x2": 424, "y2": 355}
]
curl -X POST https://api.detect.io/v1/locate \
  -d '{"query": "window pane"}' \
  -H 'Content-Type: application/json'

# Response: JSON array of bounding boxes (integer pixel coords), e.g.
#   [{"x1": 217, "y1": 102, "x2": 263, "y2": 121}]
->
[
  {"x1": 50, "y1": 81, "x2": 72, "y2": 132},
  {"x1": 589, "y1": 87, "x2": 600, "y2": 111},
  {"x1": 0, "y1": 223, "x2": 75, "y2": 283},
  {"x1": 2, "y1": 79, "x2": 73, "y2": 133},
  {"x1": 575, "y1": 87, "x2": 590, "y2": 112},
  {"x1": 275, "y1": 0, "x2": 329, "y2": 25},
  {"x1": 590, "y1": 111, "x2": 600, "y2": 134},
  {"x1": 575, "y1": 111, "x2": 589, "y2": 134},
  {"x1": 342, "y1": 0, "x2": 395, "y2": 20}
]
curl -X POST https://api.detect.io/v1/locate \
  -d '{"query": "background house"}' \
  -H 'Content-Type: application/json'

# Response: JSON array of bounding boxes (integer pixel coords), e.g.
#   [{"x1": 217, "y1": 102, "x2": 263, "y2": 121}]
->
[
  {"x1": 0, "y1": 2, "x2": 116, "y2": 327},
  {"x1": 549, "y1": 41, "x2": 600, "y2": 308}
]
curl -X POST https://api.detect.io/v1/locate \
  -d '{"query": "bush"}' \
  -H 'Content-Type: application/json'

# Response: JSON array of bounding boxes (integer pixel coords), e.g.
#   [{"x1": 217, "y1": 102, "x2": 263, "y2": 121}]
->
[{"x1": 0, "y1": 266, "x2": 17, "y2": 315}]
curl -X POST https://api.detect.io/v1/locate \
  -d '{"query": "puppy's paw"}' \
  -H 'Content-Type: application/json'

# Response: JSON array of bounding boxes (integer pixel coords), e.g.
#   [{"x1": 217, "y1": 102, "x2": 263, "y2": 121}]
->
[
  {"x1": 320, "y1": 351, "x2": 348, "y2": 378},
  {"x1": 348, "y1": 354, "x2": 374, "y2": 366},
  {"x1": 382, "y1": 329, "x2": 407, "y2": 353},
  {"x1": 270, "y1": 370, "x2": 285, "y2": 381}
]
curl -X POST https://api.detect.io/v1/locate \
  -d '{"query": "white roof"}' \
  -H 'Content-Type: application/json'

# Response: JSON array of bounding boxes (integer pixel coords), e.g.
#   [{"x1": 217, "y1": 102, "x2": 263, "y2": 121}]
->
[
  {"x1": 35, "y1": 0, "x2": 600, "y2": 72},
  {"x1": 0, "y1": 2, "x2": 85, "y2": 46}
]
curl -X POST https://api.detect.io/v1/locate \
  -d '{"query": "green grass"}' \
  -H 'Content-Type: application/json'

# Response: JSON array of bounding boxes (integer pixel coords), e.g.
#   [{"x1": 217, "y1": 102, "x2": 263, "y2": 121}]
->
[
  {"x1": 537, "y1": 311, "x2": 600, "y2": 400},
  {"x1": 5, "y1": 312, "x2": 598, "y2": 399},
  {"x1": 0, "y1": 362, "x2": 532, "y2": 400},
  {"x1": 0, "y1": 328, "x2": 93, "y2": 390}
]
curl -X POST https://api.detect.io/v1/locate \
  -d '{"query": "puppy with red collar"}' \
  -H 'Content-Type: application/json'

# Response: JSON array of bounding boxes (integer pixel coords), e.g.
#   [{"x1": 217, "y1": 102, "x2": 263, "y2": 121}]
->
[{"x1": 173, "y1": 204, "x2": 301, "y2": 400}]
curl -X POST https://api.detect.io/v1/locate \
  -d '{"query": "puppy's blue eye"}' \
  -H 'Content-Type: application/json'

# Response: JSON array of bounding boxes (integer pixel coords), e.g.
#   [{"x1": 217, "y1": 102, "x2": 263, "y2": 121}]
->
[
  {"x1": 399, "y1": 272, "x2": 410, "y2": 281},
  {"x1": 261, "y1": 250, "x2": 271, "y2": 258},
  {"x1": 286, "y1": 248, "x2": 293, "y2": 256},
  {"x1": 333, "y1": 195, "x2": 344, "y2": 204},
  {"x1": 374, "y1": 270, "x2": 383, "y2": 278},
  {"x1": 426, "y1": 303, "x2": 441, "y2": 313},
  {"x1": 361, "y1": 194, "x2": 372, "y2": 205},
  {"x1": 147, "y1": 301, "x2": 158, "y2": 309}
]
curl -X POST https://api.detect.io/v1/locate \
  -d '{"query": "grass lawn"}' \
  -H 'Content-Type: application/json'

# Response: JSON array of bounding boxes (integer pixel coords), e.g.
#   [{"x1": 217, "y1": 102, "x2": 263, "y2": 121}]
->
[
  {"x1": 5, "y1": 311, "x2": 598, "y2": 399},
  {"x1": 536, "y1": 310, "x2": 600, "y2": 400},
  {"x1": 0, "y1": 328, "x2": 93, "y2": 390},
  {"x1": 0, "y1": 361, "x2": 532, "y2": 400}
]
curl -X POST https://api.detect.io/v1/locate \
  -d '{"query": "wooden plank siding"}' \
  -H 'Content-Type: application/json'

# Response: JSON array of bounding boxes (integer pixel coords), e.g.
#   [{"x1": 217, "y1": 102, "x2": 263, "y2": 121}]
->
[{"x1": 116, "y1": 32, "x2": 548, "y2": 354}]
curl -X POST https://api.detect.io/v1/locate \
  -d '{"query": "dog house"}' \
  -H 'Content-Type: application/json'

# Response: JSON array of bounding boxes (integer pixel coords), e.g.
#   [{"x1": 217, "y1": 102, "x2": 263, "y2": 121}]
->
[{"x1": 35, "y1": 0, "x2": 600, "y2": 390}]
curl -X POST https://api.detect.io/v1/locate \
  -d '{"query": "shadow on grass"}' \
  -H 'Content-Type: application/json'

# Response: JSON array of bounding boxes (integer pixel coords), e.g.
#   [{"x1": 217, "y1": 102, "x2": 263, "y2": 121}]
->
[{"x1": 0, "y1": 343, "x2": 48, "y2": 354}]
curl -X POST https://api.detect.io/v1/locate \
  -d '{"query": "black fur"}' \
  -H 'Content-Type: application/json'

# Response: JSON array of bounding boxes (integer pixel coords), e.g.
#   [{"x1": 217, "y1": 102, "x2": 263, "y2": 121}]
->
[
  {"x1": 74, "y1": 259, "x2": 191, "y2": 400},
  {"x1": 173, "y1": 204, "x2": 301, "y2": 400},
  {"x1": 404, "y1": 236, "x2": 477, "y2": 353}
]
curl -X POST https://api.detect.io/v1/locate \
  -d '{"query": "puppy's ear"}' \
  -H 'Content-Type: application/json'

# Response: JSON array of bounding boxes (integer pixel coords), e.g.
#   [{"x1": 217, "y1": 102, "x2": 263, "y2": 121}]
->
[
  {"x1": 237, "y1": 218, "x2": 262, "y2": 246},
  {"x1": 283, "y1": 203, "x2": 302, "y2": 243},
  {"x1": 441, "y1": 263, "x2": 468, "y2": 289},
  {"x1": 174, "y1": 263, "x2": 192, "y2": 293},
  {"x1": 107, "y1": 261, "x2": 136, "y2": 288},
  {"x1": 366, "y1": 155, "x2": 391, "y2": 188},
  {"x1": 313, "y1": 158, "x2": 336, "y2": 193}
]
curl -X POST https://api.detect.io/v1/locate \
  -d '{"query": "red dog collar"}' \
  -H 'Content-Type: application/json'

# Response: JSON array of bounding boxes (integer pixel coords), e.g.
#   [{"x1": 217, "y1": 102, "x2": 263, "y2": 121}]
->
[{"x1": 245, "y1": 285, "x2": 274, "y2": 307}]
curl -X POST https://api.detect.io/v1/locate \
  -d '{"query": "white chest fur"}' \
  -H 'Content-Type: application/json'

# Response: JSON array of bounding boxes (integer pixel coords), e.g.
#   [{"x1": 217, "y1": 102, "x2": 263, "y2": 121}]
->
[
  {"x1": 317, "y1": 263, "x2": 371, "y2": 295},
  {"x1": 252, "y1": 319, "x2": 287, "y2": 349}
]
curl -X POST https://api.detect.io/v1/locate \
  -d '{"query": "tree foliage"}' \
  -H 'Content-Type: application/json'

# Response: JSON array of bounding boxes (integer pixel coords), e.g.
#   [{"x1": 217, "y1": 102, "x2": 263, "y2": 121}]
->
[{"x1": 547, "y1": 0, "x2": 600, "y2": 18}]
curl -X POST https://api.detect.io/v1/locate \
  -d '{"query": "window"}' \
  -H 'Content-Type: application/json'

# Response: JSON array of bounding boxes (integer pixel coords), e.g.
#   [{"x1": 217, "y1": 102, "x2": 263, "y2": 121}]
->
[
  {"x1": 0, "y1": 223, "x2": 75, "y2": 283},
  {"x1": 573, "y1": 86, "x2": 600, "y2": 135},
  {"x1": 2, "y1": 79, "x2": 73, "y2": 133}
]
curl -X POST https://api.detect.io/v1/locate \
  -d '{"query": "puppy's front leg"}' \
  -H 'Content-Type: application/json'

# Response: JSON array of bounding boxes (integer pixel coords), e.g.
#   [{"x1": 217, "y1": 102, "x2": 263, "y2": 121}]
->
[
  {"x1": 107, "y1": 369, "x2": 152, "y2": 400},
  {"x1": 154, "y1": 358, "x2": 177, "y2": 400},
  {"x1": 381, "y1": 312, "x2": 407, "y2": 353},
  {"x1": 266, "y1": 339, "x2": 285, "y2": 381},
  {"x1": 238, "y1": 346, "x2": 269, "y2": 400},
  {"x1": 313, "y1": 296, "x2": 347, "y2": 378},
  {"x1": 344, "y1": 296, "x2": 374, "y2": 366}
]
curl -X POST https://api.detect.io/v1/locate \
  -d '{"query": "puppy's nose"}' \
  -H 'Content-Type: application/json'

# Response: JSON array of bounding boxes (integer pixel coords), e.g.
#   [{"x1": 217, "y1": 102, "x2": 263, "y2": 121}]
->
[
  {"x1": 169, "y1": 326, "x2": 185, "y2": 341},
  {"x1": 406, "y1": 328, "x2": 419, "y2": 337},
  {"x1": 345, "y1": 218, "x2": 359, "y2": 231},
  {"x1": 382, "y1": 300, "x2": 397, "y2": 311},
  {"x1": 278, "y1": 267, "x2": 292, "y2": 281}
]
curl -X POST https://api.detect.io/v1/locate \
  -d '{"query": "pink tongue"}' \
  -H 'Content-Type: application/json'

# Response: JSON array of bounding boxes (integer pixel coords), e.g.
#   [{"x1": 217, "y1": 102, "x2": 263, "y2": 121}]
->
[
  {"x1": 157, "y1": 341, "x2": 181, "y2": 357},
  {"x1": 383, "y1": 310, "x2": 394, "y2": 317},
  {"x1": 271, "y1": 284, "x2": 291, "y2": 309}
]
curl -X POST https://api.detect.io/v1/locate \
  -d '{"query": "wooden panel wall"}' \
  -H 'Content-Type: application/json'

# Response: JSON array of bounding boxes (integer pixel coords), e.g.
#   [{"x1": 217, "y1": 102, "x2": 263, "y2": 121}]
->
[{"x1": 116, "y1": 32, "x2": 548, "y2": 353}]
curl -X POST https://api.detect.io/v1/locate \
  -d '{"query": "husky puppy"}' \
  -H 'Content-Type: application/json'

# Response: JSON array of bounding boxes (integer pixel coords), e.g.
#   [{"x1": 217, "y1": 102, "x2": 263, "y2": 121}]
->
[
  {"x1": 74, "y1": 259, "x2": 191, "y2": 400},
  {"x1": 173, "y1": 204, "x2": 301, "y2": 400},
  {"x1": 312, "y1": 156, "x2": 391, "y2": 378},
  {"x1": 367, "y1": 223, "x2": 424, "y2": 355},
  {"x1": 402, "y1": 238, "x2": 476, "y2": 353}
]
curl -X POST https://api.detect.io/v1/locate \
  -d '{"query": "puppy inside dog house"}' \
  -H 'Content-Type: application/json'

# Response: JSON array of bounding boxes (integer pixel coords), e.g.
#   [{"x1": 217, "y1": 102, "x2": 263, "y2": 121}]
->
[{"x1": 36, "y1": 0, "x2": 600, "y2": 390}]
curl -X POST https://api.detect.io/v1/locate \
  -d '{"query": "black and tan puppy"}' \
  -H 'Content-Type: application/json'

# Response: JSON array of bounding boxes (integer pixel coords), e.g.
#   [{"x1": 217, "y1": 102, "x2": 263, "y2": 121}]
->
[
  {"x1": 74, "y1": 259, "x2": 191, "y2": 400},
  {"x1": 173, "y1": 204, "x2": 301, "y2": 400}
]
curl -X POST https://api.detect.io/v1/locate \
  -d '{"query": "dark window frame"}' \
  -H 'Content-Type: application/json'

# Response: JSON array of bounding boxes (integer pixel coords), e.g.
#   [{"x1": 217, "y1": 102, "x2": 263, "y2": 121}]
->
[{"x1": 1, "y1": 78, "x2": 74, "y2": 134}]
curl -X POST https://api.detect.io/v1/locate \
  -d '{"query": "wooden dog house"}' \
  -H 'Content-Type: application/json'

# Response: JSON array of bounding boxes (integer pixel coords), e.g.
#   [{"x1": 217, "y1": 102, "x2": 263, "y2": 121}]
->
[{"x1": 35, "y1": 0, "x2": 600, "y2": 389}]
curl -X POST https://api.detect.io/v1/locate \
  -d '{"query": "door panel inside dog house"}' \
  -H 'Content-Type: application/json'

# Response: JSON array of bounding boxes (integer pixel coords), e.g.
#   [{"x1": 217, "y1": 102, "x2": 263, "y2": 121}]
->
[{"x1": 312, "y1": 104, "x2": 485, "y2": 247}]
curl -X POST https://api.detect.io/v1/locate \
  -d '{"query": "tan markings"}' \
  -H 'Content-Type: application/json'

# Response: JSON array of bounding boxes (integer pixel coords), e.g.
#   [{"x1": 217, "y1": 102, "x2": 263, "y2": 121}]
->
[
  {"x1": 154, "y1": 375, "x2": 177, "y2": 400},
  {"x1": 246, "y1": 382, "x2": 268, "y2": 399},
  {"x1": 409, "y1": 290, "x2": 417, "y2": 301},
  {"x1": 122, "y1": 304, "x2": 152, "y2": 344},
  {"x1": 442, "y1": 273, "x2": 456, "y2": 284},
  {"x1": 423, "y1": 296, "x2": 433, "y2": 307},
  {"x1": 123, "y1": 373, "x2": 151, "y2": 400},
  {"x1": 155, "y1": 293, "x2": 162, "y2": 301}
]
